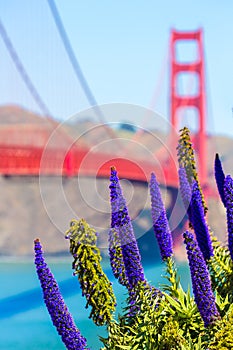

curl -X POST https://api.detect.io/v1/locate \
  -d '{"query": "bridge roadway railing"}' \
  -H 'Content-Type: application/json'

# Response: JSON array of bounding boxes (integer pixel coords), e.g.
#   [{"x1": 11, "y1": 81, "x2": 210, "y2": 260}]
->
[{"x1": 0, "y1": 143, "x2": 179, "y2": 187}]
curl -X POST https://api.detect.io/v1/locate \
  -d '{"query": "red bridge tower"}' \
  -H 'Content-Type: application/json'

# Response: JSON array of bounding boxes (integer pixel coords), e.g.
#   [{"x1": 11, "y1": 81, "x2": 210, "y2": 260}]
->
[{"x1": 170, "y1": 29, "x2": 207, "y2": 185}]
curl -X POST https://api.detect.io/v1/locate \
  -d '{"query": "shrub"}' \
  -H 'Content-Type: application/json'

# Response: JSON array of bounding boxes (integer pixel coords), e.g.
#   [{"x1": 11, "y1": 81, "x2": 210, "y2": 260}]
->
[{"x1": 34, "y1": 127, "x2": 233, "y2": 349}]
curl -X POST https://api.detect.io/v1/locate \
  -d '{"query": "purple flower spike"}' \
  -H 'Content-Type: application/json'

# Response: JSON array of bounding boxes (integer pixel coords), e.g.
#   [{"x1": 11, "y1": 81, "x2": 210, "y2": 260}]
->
[
  {"x1": 109, "y1": 167, "x2": 122, "y2": 228},
  {"x1": 109, "y1": 167, "x2": 128, "y2": 287},
  {"x1": 34, "y1": 239, "x2": 88, "y2": 350},
  {"x1": 178, "y1": 167, "x2": 193, "y2": 225},
  {"x1": 215, "y1": 153, "x2": 226, "y2": 207},
  {"x1": 149, "y1": 172, "x2": 173, "y2": 260},
  {"x1": 224, "y1": 175, "x2": 233, "y2": 260},
  {"x1": 109, "y1": 167, "x2": 145, "y2": 289},
  {"x1": 191, "y1": 181, "x2": 213, "y2": 261},
  {"x1": 183, "y1": 231, "x2": 220, "y2": 327},
  {"x1": 120, "y1": 223, "x2": 145, "y2": 287}
]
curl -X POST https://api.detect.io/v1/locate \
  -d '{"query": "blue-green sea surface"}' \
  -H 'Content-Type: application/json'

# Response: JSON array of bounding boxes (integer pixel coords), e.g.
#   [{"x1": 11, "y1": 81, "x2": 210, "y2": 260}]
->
[{"x1": 0, "y1": 258, "x2": 190, "y2": 350}]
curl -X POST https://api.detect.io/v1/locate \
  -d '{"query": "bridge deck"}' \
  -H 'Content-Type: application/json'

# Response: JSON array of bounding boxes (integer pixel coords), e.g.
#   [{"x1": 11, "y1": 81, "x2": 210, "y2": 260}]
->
[{"x1": 0, "y1": 144, "x2": 178, "y2": 187}]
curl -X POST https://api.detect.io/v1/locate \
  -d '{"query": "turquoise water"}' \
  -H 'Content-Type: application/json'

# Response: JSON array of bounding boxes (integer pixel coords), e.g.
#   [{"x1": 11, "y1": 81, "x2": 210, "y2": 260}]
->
[{"x1": 0, "y1": 258, "x2": 190, "y2": 350}]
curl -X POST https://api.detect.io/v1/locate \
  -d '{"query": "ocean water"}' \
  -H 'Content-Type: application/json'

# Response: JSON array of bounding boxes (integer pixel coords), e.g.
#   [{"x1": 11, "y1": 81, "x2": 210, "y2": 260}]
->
[{"x1": 0, "y1": 258, "x2": 190, "y2": 350}]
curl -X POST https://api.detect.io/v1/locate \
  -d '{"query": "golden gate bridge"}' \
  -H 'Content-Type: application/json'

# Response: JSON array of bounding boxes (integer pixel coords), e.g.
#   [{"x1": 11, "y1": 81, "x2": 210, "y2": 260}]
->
[{"x1": 0, "y1": 0, "x2": 210, "y2": 195}]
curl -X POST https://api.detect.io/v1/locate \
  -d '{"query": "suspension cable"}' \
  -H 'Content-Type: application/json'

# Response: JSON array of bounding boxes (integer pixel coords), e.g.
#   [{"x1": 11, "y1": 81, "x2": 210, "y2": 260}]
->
[
  {"x1": 0, "y1": 18, "x2": 52, "y2": 117},
  {"x1": 47, "y1": 0, "x2": 107, "y2": 124}
]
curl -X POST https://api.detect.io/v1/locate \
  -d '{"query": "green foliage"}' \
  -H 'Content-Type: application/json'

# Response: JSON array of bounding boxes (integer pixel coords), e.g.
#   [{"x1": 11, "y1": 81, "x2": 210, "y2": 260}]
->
[
  {"x1": 63, "y1": 201, "x2": 233, "y2": 348},
  {"x1": 208, "y1": 305, "x2": 233, "y2": 349},
  {"x1": 162, "y1": 256, "x2": 180, "y2": 298},
  {"x1": 158, "y1": 318, "x2": 189, "y2": 350},
  {"x1": 35, "y1": 127, "x2": 233, "y2": 349},
  {"x1": 208, "y1": 234, "x2": 233, "y2": 304},
  {"x1": 65, "y1": 219, "x2": 116, "y2": 326},
  {"x1": 101, "y1": 270, "x2": 205, "y2": 349},
  {"x1": 165, "y1": 288, "x2": 204, "y2": 339},
  {"x1": 162, "y1": 257, "x2": 205, "y2": 340},
  {"x1": 100, "y1": 279, "x2": 207, "y2": 349},
  {"x1": 101, "y1": 285, "x2": 165, "y2": 350},
  {"x1": 99, "y1": 227, "x2": 233, "y2": 348}
]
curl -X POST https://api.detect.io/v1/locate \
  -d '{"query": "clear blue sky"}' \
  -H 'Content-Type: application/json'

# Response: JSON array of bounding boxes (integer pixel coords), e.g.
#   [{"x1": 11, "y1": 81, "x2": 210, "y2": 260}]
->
[{"x1": 0, "y1": 0, "x2": 232, "y2": 136}]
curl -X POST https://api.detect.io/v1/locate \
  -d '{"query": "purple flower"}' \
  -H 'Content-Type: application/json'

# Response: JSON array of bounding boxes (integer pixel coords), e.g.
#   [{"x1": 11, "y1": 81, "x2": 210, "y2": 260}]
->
[
  {"x1": 34, "y1": 239, "x2": 88, "y2": 350},
  {"x1": 178, "y1": 167, "x2": 193, "y2": 225},
  {"x1": 109, "y1": 167, "x2": 145, "y2": 289},
  {"x1": 191, "y1": 181, "x2": 213, "y2": 261},
  {"x1": 215, "y1": 153, "x2": 226, "y2": 207},
  {"x1": 109, "y1": 167, "x2": 129, "y2": 228},
  {"x1": 183, "y1": 231, "x2": 220, "y2": 327},
  {"x1": 149, "y1": 172, "x2": 173, "y2": 260},
  {"x1": 224, "y1": 175, "x2": 233, "y2": 260},
  {"x1": 109, "y1": 167, "x2": 128, "y2": 287},
  {"x1": 120, "y1": 223, "x2": 145, "y2": 287}
]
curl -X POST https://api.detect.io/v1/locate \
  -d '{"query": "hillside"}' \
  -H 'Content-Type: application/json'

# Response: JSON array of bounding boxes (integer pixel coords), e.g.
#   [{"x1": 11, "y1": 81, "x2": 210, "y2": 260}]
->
[{"x1": 0, "y1": 105, "x2": 232, "y2": 259}]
